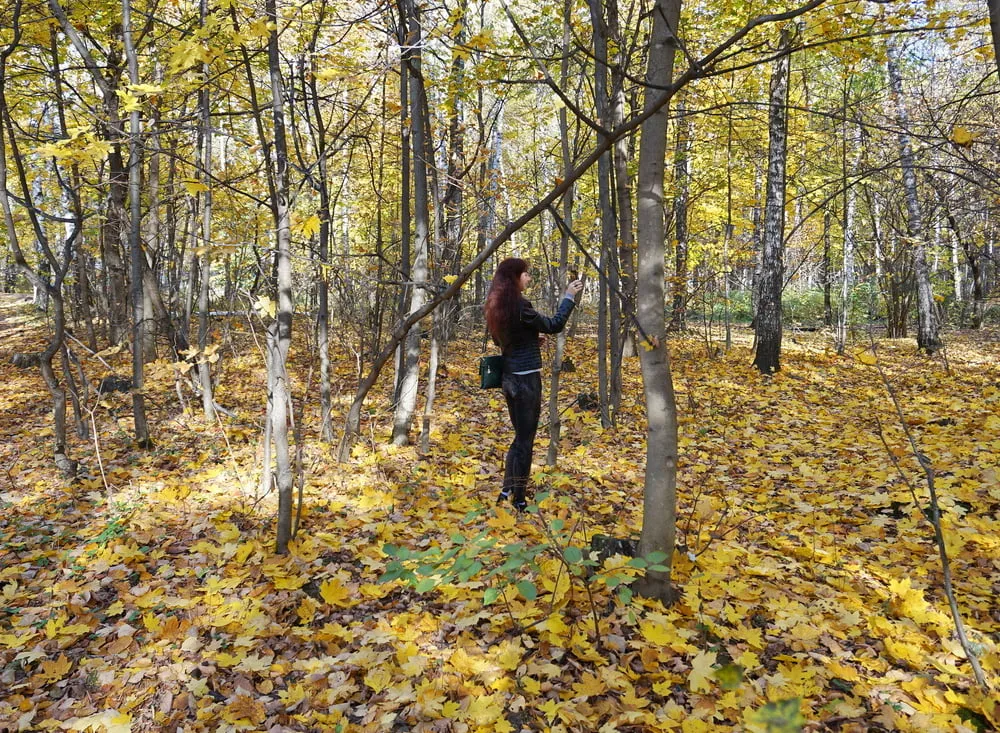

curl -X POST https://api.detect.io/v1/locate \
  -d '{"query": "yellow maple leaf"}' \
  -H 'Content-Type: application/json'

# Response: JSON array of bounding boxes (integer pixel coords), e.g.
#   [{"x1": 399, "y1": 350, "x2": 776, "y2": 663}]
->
[
  {"x1": 68, "y1": 710, "x2": 132, "y2": 733},
  {"x1": 236, "y1": 653, "x2": 274, "y2": 673},
  {"x1": 448, "y1": 647, "x2": 491, "y2": 677},
  {"x1": 494, "y1": 640, "x2": 523, "y2": 671},
  {"x1": 280, "y1": 682, "x2": 307, "y2": 710},
  {"x1": 539, "y1": 698, "x2": 561, "y2": 723},
  {"x1": 688, "y1": 650, "x2": 717, "y2": 693},
  {"x1": 254, "y1": 295, "x2": 276, "y2": 319},
  {"x1": 272, "y1": 574, "x2": 307, "y2": 590},
  {"x1": 183, "y1": 178, "x2": 209, "y2": 197},
  {"x1": 222, "y1": 695, "x2": 266, "y2": 726},
  {"x1": 951, "y1": 125, "x2": 975, "y2": 147},
  {"x1": 215, "y1": 652, "x2": 240, "y2": 667},
  {"x1": 115, "y1": 89, "x2": 142, "y2": 113},
  {"x1": 0, "y1": 631, "x2": 37, "y2": 648},
  {"x1": 572, "y1": 671, "x2": 608, "y2": 698},
  {"x1": 640, "y1": 618, "x2": 681, "y2": 647},
  {"x1": 466, "y1": 693, "x2": 504, "y2": 724},
  {"x1": 127, "y1": 83, "x2": 164, "y2": 95},
  {"x1": 364, "y1": 667, "x2": 392, "y2": 693},
  {"x1": 539, "y1": 613, "x2": 570, "y2": 640},
  {"x1": 142, "y1": 612, "x2": 162, "y2": 633},
  {"x1": 320, "y1": 577, "x2": 354, "y2": 607},
  {"x1": 295, "y1": 214, "x2": 321, "y2": 238},
  {"x1": 36, "y1": 654, "x2": 73, "y2": 684}
]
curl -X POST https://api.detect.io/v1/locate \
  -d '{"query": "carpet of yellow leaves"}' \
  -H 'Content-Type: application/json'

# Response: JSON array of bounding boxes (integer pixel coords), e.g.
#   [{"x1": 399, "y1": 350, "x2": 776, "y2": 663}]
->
[{"x1": 0, "y1": 300, "x2": 997, "y2": 732}]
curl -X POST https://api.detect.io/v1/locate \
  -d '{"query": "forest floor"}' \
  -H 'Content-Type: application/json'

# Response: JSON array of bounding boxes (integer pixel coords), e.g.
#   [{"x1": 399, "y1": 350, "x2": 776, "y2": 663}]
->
[{"x1": 0, "y1": 296, "x2": 998, "y2": 732}]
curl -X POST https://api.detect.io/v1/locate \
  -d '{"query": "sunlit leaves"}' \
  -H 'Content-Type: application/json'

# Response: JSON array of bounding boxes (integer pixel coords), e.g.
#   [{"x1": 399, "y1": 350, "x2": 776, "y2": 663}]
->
[
  {"x1": 33, "y1": 128, "x2": 111, "y2": 166},
  {"x1": 1, "y1": 282, "x2": 998, "y2": 733}
]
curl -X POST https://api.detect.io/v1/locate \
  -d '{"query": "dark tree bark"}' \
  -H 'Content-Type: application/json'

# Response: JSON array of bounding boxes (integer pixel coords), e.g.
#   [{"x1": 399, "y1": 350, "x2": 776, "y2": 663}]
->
[
  {"x1": 988, "y1": 0, "x2": 1000, "y2": 80},
  {"x1": 669, "y1": 99, "x2": 691, "y2": 332},
  {"x1": 610, "y1": 0, "x2": 636, "y2": 370},
  {"x1": 633, "y1": 0, "x2": 682, "y2": 606},
  {"x1": 822, "y1": 210, "x2": 833, "y2": 327},
  {"x1": 589, "y1": 0, "x2": 615, "y2": 428},
  {"x1": 752, "y1": 28, "x2": 791, "y2": 374}
]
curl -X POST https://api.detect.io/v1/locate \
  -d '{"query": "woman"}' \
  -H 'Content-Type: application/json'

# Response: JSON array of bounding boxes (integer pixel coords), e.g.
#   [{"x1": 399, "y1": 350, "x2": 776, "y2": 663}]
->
[{"x1": 485, "y1": 258, "x2": 584, "y2": 511}]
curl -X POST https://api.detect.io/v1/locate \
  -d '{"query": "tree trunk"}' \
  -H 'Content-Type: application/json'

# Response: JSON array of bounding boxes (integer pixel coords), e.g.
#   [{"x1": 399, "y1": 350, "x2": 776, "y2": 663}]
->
[
  {"x1": 46, "y1": 0, "x2": 129, "y2": 345},
  {"x1": 48, "y1": 27, "x2": 97, "y2": 352},
  {"x1": 393, "y1": 3, "x2": 411, "y2": 405},
  {"x1": 264, "y1": 0, "x2": 295, "y2": 554},
  {"x1": 391, "y1": 0, "x2": 430, "y2": 446},
  {"x1": 752, "y1": 29, "x2": 791, "y2": 374},
  {"x1": 122, "y1": 0, "x2": 151, "y2": 447},
  {"x1": 610, "y1": 0, "x2": 635, "y2": 363},
  {"x1": 198, "y1": 0, "x2": 216, "y2": 420},
  {"x1": 835, "y1": 83, "x2": 858, "y2": 355},
  {"x1": 303, "y1": 45, "x2": 334, "y2": 442},
  {"x1": 140, "y1": 64, "x2": 161, "y2": 363},
  {"x1": 0, "y1": 11, "x2": 75, "y2": 473},
  {"x1": 546, "y1": 0, "x2": 576, "y2": 466},
  {"x1": 441, "y1": 0, "x2": 466, "y2": 342},
  {"x1": 669, "y1": 99, "x2": 691, "y2": 331},
  {"x1": 589, "y1": 0, "x2": 614, "y2": 429},
  {"x1": 887, "y1": 47, "x2": 940, "y2": 353},
  {"x1": 988, "y1": 0, "x2": 1000, "y2": 81},
  {"x1": 633, "y1": 0, "x2": 682, "y2": 606},
  {"x1": 822, "y1": 210, "x2": 833, "y2": 327}
]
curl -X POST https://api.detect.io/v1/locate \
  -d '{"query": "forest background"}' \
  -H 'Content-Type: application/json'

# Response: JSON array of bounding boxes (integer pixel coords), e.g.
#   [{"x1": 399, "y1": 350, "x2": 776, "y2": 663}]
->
[{"x1": 1, "y1": 0, "x2": 999, "y2": 729}]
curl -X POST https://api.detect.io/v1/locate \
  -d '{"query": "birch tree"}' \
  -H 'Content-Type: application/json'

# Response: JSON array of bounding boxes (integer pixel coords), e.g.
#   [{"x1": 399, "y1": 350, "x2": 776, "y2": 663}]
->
[
  {"x1": 121, "y1": 0, "x2": 151, "y2": 446},
  {"x1": 887, "y1": 44, "x2": 941, "y2": 353},
  {"x1": 391, "y1": 0, "x2": 431, "y2": 446},
  {"x1": 752, "y1": 28, "x2": 791, "y2": 374}
]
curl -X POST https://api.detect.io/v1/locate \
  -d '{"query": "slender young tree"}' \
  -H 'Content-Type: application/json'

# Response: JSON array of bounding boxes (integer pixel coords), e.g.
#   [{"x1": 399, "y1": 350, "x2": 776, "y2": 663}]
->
[
  {"x1": 887, "y1": 45, "x2": 941, "y2": 353},
  {"x1": 835, "y1": 79, "x2": 860, "y2": 355},
  {"x1": 0, "y1": 1, "x2": 77, "y2": 474},
  {"x1": 391, "y1": 0, "x2": 431, "y2": 446},
  {"x1": 633, "y1": 0, "x2": 682, "y2": 605},
  {"x1": 47, "y1": 0, "x2": 129, "y2": 344},
  {"x1": 610, "y1": 0, "x2": 637, "y2": 373},
  {"x1": 669, "y1": 98, "x2": 691, "y2": 331},
  {"x1": 546, "y1": 0, "x2": 576, "y2": 466},
  {"x1": 197, "y1": 0, "x2": 216, "y2": 420},
  {"x1": 263, "y1": 0, "x2": 296, "y2": 553},
  {"x1": 122, "y1": 0, "x2": 151, "y2": 447},
  {"x1": 589, "y1": 0, "x2": 615, "y2": 428},
  {"x1": 752, "y1": 28, "x2": 792, "y2": 374}
]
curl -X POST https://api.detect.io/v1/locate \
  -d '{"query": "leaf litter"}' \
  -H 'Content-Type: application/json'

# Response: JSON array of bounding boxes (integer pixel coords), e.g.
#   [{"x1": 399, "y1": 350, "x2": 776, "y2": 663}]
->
[{"x1": 0, "y1": 305, "x2": 997, "y2": 732}]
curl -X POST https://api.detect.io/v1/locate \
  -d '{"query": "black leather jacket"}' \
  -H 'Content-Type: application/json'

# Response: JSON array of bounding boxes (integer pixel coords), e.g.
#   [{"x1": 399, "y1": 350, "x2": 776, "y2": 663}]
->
[{"x1": 497, "y1": 296, "x2": 576, "y2": 373}]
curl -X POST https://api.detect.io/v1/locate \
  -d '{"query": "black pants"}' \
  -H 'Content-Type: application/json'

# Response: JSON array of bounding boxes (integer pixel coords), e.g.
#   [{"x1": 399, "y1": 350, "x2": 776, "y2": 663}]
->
[{"x1": 501, "y1": 371, "x2": 542, "y2": 508}]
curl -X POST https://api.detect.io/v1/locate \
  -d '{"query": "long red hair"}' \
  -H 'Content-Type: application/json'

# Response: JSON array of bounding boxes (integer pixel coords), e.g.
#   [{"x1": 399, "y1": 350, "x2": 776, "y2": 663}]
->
[{"x1": 485, "y1": 257, "x2": 528, "y2": 345}]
